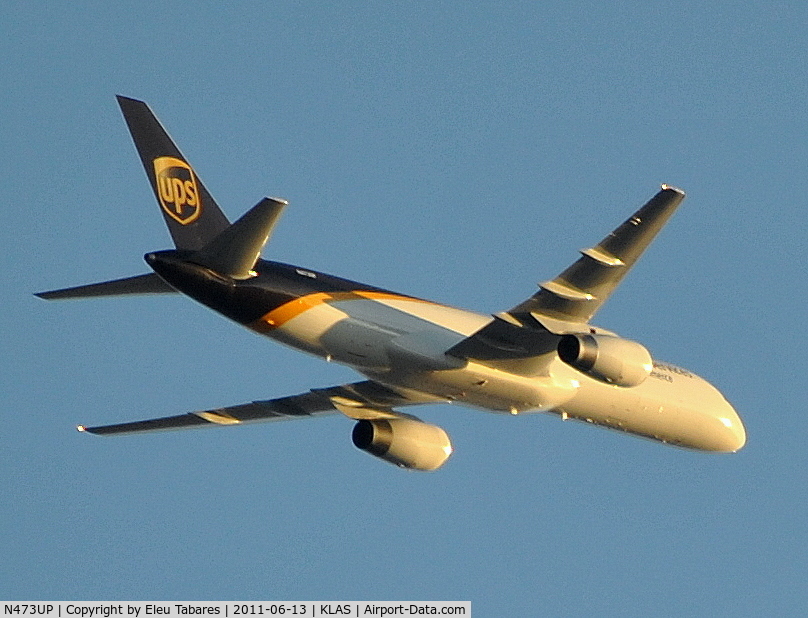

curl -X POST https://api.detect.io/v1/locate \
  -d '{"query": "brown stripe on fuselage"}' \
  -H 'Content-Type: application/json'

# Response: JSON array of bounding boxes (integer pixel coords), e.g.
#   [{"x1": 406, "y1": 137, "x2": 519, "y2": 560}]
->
[{"x1": 250, "y1": 290, "x2": 437, "y2": 333}]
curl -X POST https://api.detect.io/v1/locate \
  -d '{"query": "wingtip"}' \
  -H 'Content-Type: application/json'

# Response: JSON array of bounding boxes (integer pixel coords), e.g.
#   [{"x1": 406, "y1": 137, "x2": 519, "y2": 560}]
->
[
  {"x1": 116, "y1": 94, "x2": 141, "y2": 103},
  {"x1": 34, "y1": 289, "x2": 63, "y2": 300},
  {"x1": 76, "y1": 425, "x2": 87, "y2": 432},
  {"x1": 660, "y1": 184, "x2": 686, "y2": 196}
]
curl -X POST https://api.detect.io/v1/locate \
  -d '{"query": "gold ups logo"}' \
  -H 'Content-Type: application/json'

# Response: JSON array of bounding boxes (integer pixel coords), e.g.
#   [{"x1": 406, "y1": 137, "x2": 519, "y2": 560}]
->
[{"x1": 154, "y1": 156, "x2": 201, "y2": 225}]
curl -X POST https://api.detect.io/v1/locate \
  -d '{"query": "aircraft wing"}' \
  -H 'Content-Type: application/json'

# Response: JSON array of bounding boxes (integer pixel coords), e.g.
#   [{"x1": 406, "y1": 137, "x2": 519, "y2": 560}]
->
[
  {"x1": 78, "y1": 381, "x2": 424, "y2": 436},
  {"x1": 448, "y1": 186, "x2": 685, "y2": 360},
  {"x1": 509, "y1": 185, "x2": 685, "y2": 326}
]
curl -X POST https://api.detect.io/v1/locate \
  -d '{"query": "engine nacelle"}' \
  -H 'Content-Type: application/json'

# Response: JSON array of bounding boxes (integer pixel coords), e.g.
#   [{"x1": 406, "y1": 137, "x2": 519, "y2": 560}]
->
[
  {"x1": 351, "y1": 418, "x2": 453, "y2": 471},
  {"x1": 558, "y1": 333, "x2": 653, "y2": 387}
]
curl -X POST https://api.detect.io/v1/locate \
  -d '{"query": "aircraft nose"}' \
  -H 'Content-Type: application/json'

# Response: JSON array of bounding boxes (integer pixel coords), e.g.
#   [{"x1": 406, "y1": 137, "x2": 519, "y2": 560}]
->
[{"x1": 711, "y1": 398, "x2": 746, "y2": 452}]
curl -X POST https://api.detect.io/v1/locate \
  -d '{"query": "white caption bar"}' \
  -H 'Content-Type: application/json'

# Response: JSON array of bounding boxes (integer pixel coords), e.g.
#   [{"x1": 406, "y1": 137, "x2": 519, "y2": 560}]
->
[{"x1": 2, "y1": 603, "x2": 471, "y2": 618}]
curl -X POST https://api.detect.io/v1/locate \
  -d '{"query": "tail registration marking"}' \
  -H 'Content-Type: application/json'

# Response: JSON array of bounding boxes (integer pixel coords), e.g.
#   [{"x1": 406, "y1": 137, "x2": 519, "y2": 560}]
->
[{"x1": 153, "y1": 156, "x2": 201, "y2": 225}]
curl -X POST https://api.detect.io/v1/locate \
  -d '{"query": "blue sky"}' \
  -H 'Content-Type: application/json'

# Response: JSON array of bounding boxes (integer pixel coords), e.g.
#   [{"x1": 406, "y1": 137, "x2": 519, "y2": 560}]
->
[{"x1": 2, "y1": 2, "x2": 806, "y2": 615}]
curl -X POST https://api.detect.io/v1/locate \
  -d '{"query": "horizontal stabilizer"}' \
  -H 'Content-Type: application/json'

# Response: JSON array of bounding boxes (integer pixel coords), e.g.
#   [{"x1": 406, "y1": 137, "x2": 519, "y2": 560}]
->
[
  {"x1": 36, "y1": 273, "x2": 177, "y2": 300},
  {"x1": 194, "y1": 197, "x2": 288, "y2": 279}
]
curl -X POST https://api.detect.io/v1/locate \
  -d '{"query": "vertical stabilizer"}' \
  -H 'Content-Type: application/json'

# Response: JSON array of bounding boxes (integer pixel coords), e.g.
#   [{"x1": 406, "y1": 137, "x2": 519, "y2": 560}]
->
[{"x1": 117, "y1": 96, "x2": 230, "y2": 251}]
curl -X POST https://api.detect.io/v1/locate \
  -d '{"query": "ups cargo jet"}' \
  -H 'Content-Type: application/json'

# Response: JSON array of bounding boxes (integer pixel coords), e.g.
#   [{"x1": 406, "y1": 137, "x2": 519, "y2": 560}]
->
[{"x1": 37, "y1": 96, "x2": 746, "y2": 470}]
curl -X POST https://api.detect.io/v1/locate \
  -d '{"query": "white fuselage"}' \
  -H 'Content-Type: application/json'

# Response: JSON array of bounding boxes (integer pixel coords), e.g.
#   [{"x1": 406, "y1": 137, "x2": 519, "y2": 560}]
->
[{"x1": 256, "y1": 292, "x2": 746, "y2": 452}]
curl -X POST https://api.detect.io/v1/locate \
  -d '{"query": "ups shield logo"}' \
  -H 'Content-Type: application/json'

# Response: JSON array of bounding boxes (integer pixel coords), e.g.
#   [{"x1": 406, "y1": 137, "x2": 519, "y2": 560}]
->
[{"x1": 154, "y1": 156, "x2": 201, "y2": 225}]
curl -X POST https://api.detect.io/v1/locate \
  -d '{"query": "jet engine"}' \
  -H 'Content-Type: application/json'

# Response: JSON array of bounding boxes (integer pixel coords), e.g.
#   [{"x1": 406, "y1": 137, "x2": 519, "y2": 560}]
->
[
  {"x1": 558, "y1": 333, "x2": 653, "y2": 387},
  {"x1": 351, "y1": 418, "x2": 453, "y2": 471}
]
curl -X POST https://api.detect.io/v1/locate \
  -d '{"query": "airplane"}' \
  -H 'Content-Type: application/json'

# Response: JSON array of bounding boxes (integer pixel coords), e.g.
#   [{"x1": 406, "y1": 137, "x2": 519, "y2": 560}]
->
[{"x1": 37, "y1": 96, "x2": 747, "y2": 471}]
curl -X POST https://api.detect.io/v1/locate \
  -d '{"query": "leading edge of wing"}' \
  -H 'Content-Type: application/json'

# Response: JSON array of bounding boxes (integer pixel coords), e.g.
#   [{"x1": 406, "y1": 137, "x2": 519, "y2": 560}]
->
[{"x1": 77, "y1": 381, "x2": 422, "y2": 436}]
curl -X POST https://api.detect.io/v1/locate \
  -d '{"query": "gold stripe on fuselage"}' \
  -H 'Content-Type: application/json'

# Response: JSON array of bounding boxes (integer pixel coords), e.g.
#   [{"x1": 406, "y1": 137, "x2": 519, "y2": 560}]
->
[{"x1": 251, "y1": 290, "x2": 438, "y2": 332}]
